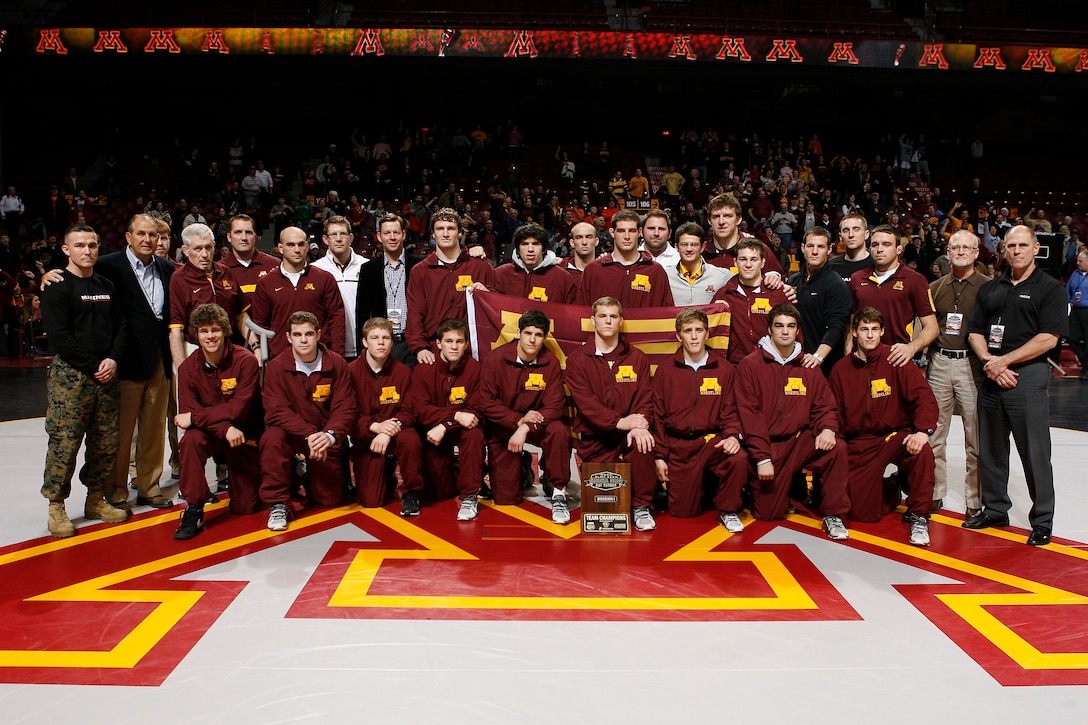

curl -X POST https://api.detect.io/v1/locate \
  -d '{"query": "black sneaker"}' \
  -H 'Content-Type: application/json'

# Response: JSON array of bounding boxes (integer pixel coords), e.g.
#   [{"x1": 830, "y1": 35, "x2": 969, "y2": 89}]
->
[
  {"x1": 216, "y1": 478, "x2": 230, "y2": 494},
  {"x1": 400, "y1": 492, "x2": 421, "y2": 517},
  {"x1": 476, "y1": 481, "x2": 494, "y2": 500},
  {"x1": 174, "y1": 505, "x2": 204, "y2": 540}
]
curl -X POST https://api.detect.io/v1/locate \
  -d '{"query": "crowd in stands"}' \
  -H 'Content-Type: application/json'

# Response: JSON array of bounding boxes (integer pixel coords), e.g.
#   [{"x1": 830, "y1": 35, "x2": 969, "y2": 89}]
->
[{"x1": 1, "y1": 122, "x2": 1084, "y2": 358}]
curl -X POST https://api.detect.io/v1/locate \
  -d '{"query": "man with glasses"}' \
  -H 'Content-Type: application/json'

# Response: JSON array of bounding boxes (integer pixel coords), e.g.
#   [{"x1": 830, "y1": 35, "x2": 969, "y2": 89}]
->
[
  {"x1": 666, "y1": 222, "x2": 732, "y2": 305},
  {"x1": 928, "y1": 230, "x2": 990, "y2": 518},
  {"x1": 1066, "y1": 248, "x2": 1088, "y2": 380}
]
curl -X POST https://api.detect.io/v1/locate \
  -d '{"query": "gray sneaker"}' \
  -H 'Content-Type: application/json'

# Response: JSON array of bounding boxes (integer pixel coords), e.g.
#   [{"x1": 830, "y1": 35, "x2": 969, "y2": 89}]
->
[
  {"x1": 823, "y1": 515, "x2": 849, "y2": 541},
  {"x1": 457, "y1": 497, "x2": 479, "y2": 521},
  {"x1": 551, "y1": 494, "x2": 571, "y2": 525},
  {"x1": 633, "y1": 505, "x2": 656, "y2": 531},
  {"x1": 909, "y1": 514, "x2": 931, "y2": 546},
  {"x1": 267, "y1": 503, "x2": 289, "y2": 532},
  {"x1": 718, "y1": 512, "x2": 745, "y2": 533}
]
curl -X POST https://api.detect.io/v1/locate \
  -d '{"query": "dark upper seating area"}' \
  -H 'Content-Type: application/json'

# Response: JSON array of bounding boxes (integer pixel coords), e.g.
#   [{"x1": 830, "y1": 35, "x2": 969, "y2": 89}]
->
[{"x1": 9, "y1": 0, "x2": 1087, "y2": 46}]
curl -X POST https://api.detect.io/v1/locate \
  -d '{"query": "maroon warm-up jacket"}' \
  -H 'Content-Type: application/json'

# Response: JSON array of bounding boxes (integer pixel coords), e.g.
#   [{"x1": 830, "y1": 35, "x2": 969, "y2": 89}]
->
[
  {"x1": 652, "y1": 348, "x2": 742, "y2": 459},
  {"x1": 565, "y1": 336, "x2": 653, "y2": 439},
  {"x1": 475, "y1": 342, "x2": 565, "y2": 432},
  {"x1": 495, "y1": 260, "x2": 576, "y2": 304},
  {"x1": 576, "y1": 251, "x2": 673, "y2": 308},
  {"x1": 348, "y1": 355, "x2": 417, "y2": 440},
  {"x1": 250, "y1": 264, "x2": 346, "y2": 358},
  {"x1": 735, "y1": 343, "x2": 841, "y2": 463},
  {"x1": 405, "y1": 252, "x2": 496, "y2": 354},
  {"x1": 406, "y1": 354, "x2": 482, "y2": 430},
  {"x1": 712, "y1": 277, "x2": 791, "y2": 364},
  {"x1": 177, "y1": 343, "x2": 263, "y2": 439},
  {"x1": 262, "y1": 346, "x2": 356, "y2": 441},
  {"x1": 828, "y1": 343, "x2": 939, "y2": 439}
]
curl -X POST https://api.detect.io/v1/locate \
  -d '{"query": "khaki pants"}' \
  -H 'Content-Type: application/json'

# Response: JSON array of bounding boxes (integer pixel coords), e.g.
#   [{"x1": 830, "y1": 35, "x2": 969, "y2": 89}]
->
[
  {"x1": 927, "y1": 351, "x2": 981, "y2": 510},
  {"x1": 111, "y1": 354, "x2": 170, "y2": 504}
]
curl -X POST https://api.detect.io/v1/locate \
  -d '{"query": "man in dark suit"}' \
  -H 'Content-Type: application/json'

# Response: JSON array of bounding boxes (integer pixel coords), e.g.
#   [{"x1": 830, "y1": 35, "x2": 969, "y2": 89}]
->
[
  {"x1": 96, "y1": 213, "x2": 176, "y2": 510},
  {"x1": 356, "y1": 213, "x2": 421, "y2": 366}
]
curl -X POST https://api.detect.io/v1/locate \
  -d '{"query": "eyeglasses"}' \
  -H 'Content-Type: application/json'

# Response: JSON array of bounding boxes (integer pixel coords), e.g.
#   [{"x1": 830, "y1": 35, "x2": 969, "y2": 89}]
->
[{"x1": 947, "y1": 245, "x2": 978, "y2": 252}]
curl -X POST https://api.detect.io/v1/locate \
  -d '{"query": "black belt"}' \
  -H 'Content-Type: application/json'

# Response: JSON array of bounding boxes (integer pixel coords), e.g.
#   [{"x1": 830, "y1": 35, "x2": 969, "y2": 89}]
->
[
  {"x1": 936, "y1": 348, "x2": 969, "y2": 359},
  {"x1": 392, "y1": 333, "x2": 405, "y2": 342}
]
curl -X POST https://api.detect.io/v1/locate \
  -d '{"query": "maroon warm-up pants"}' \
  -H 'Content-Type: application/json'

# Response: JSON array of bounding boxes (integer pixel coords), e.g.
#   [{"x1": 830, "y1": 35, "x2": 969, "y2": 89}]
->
[
  {"x1": 752, "y1": 430, "x2": 850, "y2": 521},
  {"x1": 422, "y1": 427, "x2": 486, "y2": 503},
  {"x1": 845, "y1": 430, "x2": 935, "y2": 522},
  {"x1": 660, "y1": 434, "x2": 748, "y2": 518},
  {"x1": 178, "y1": 428, "x2": 261, "y2": 515},
  {"x1": 351, "y1": 427, "x2": 424, "y2": 508},
  {"x1": 259, "y1": 426, "x2": 345, "y2": 508},
  {"x1": 486, "y1": 420, "x2": 570, "y2": 505}
]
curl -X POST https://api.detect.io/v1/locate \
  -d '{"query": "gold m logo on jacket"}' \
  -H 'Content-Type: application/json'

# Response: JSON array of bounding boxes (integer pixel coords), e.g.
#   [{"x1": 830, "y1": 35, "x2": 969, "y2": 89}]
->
[
  {"x1": 631, "y1": 274, "x2": 652, "y2": 292},
  {"x1": 312, "y1": 383, "x2": 331, "y2": 402},
  {"x1": 524, "y1": 372, "x2": 547, "y2": 391},
  {"x1": 751, "y1": 297, "x2": 772, "y2": 313},
  {"x1": 615, "y1": 365, "x2": 637, "y2": 383},
  {"x1": 220, "y1": 377, "x2": 237, "y2": 396},
  {"x1": 699, "y1": 377, "x2": 721, "y2": 395},
  {"x1": 456, "y1": 275, "x2": 475, "y2": 291},
  {"x1": 448, "y1": 385, "x2": 467, "y2": 404},
  {"x1": 870, "y1": 378, "x2": 892, "y2": 398},
  {"x1": 784, "y1": 377, "x2": 807, "y2": 396},
  {"x1": 380, "y1": 386, "x2": 401, "y2": 404}
]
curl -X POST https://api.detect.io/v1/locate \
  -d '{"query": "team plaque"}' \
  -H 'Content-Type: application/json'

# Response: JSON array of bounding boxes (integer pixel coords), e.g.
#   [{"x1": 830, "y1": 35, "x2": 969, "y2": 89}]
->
[{"x1": 580, "y1": 462, "x2": 632, "y2": 535}]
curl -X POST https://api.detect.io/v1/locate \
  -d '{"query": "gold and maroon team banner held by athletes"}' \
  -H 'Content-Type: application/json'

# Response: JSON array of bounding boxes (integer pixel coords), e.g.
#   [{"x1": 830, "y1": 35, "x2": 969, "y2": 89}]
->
[{"x1": 467, "y1": 291, "x2": 729, "y2": 371}]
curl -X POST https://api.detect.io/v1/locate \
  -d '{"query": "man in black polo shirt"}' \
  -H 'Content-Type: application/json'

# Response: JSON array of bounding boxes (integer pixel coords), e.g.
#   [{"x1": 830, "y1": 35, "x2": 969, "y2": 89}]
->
[{"x1": 964, "y1": 226, "x2": 1067, "y2": 546}]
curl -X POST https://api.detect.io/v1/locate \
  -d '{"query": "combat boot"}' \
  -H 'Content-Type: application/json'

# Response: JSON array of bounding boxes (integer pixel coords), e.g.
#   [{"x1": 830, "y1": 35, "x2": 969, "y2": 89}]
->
[
  {"x1": 85, "y1": 494, "x2": 131, "y2": 523},
  {"x1": 48, "y1": 502, "x2": 76, "y2": 538}
]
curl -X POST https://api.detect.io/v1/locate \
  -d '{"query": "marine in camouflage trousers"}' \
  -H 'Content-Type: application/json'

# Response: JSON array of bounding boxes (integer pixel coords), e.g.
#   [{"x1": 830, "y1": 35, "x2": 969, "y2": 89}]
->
[{"x1": 42, "y1": 356, "x2": 121, "y2": 502}]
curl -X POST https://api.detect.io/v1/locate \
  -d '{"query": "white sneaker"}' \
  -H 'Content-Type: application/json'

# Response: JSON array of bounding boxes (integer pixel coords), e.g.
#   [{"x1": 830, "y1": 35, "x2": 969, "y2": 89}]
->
[
  {"x1": 823, "y1": 515, "x2": 849, "y2": 541},
  {"x1": 633, "y1": 506, "x2": 656, "y2": 531},
  {"x1": 551, "y1": 494, "x2": 571, "y2": 525},
  {"x1": 909, "y1": 514, "x2": 931, "y2": 546},
  {"x1": 267, "y1": 503, "x2": 289, "y2": 532},
  {"x1": 457, "y1": 497, "x2": 479, "y2": 521},
  {"x1": 718, "y1": 512, "x2": 745, "y2": 533}
]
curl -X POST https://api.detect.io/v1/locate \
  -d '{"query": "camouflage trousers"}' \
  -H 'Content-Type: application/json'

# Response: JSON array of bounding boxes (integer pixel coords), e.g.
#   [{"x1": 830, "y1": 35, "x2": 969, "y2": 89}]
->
[{"x1": 42, "y1": 356, "x2": 121, "y2": 502}]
